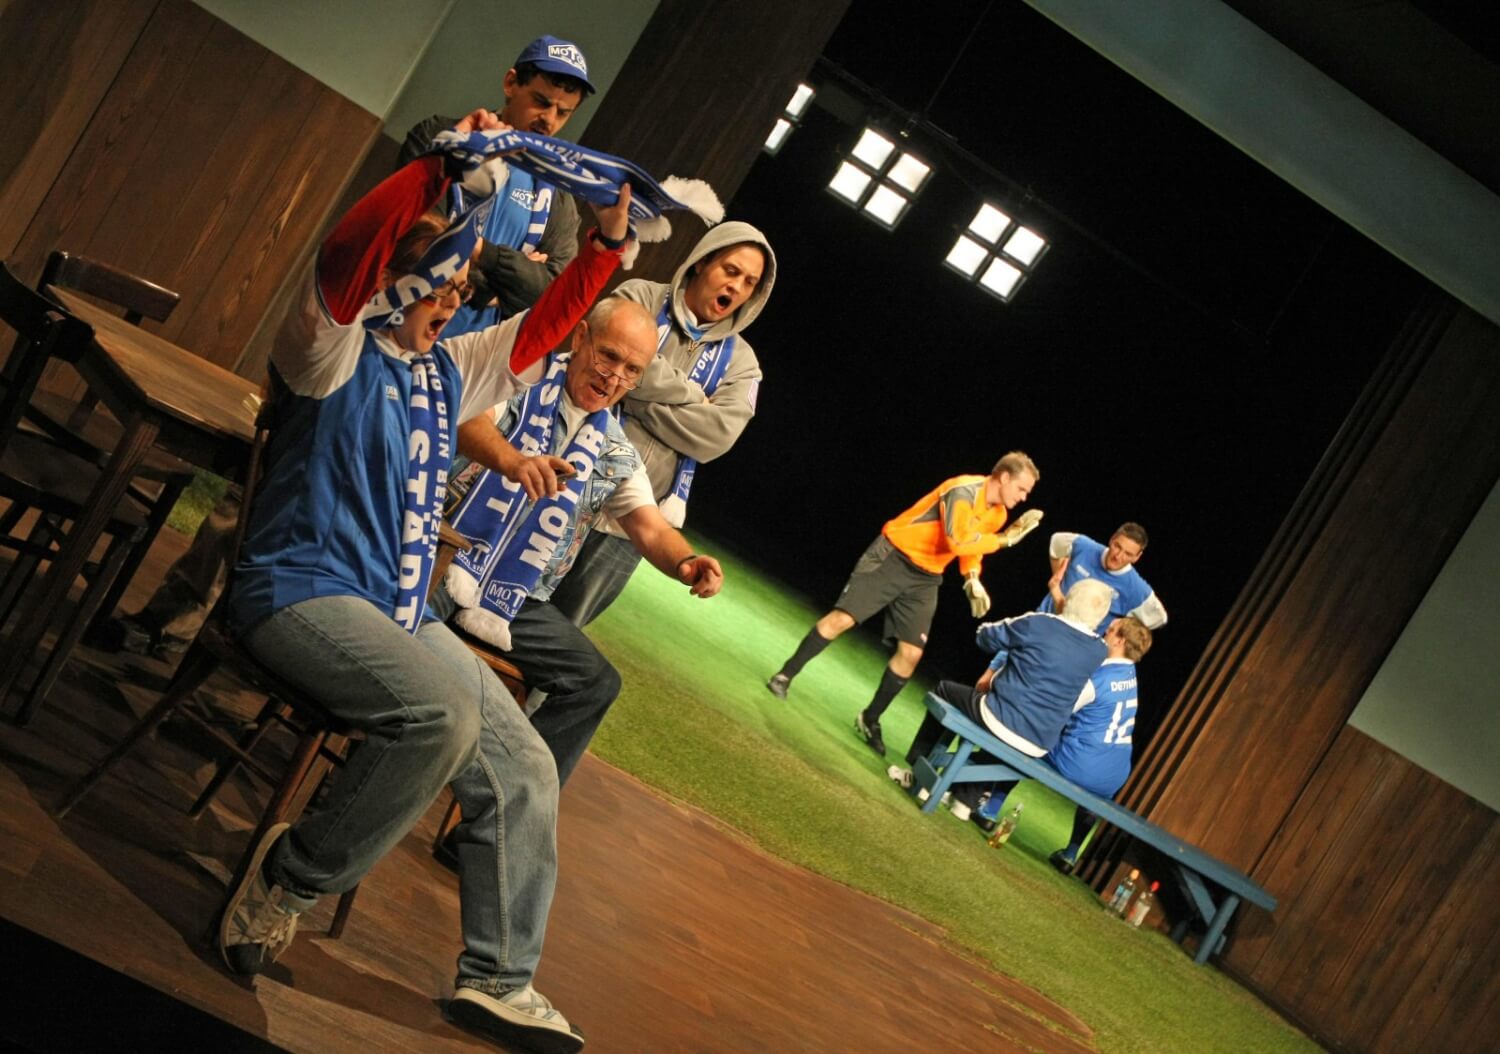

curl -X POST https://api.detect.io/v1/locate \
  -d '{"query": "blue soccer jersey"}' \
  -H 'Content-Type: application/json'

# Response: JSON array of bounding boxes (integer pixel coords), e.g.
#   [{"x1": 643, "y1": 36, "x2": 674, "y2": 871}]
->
[
  {"x1": 1047, "y1": 658, "x2": 1139, "y2": 798},
  {"x1": 976, "y1": 612, "x2": 1108, "y2": 755},
  {"x1": 1037, "y1": 533, "x2": 1164, "y2": 632},
  {"x1": 445, "y1": 170, "x2": 552, "y2": 337}
]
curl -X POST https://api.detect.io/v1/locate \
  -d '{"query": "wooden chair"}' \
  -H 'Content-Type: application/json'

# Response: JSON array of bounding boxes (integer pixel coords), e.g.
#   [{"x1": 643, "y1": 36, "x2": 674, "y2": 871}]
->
[
  {"x1": 28, "y1": 251, "x2": 196, "y2": 632},
  {"x1": 0, "y1": 260, "x2": 153, "y2": 719},
  {"x1": 55, "y1": 386, "x2": 362, "y2": 938}
]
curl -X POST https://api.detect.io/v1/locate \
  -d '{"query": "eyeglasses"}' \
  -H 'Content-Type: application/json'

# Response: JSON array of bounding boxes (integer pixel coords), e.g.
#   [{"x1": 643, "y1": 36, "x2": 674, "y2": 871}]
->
[
  {"x1": 581, "y1": 336, "x2": 644, "y2": 390},
  {"x1": 421, "y1": 278, "x2": 473, "y2": 305}
]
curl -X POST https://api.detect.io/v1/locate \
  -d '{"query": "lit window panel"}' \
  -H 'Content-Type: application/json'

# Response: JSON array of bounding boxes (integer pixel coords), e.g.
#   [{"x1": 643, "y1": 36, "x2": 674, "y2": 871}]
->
[
  {"x1": 945, "y1": 235, "x2": 988, "y2": 277},
  {"x1": 863, "y1": 184, "x2": 909, "y2": 226},
  {"x1": 969, "y1": 204, "x2": 1011, "y2": 243},
  {"x1": 1003, "y1": 226, "x2": 1047, "y2": 266},
  {"x1": 979, "y1": 257, "x2": 1024, "y2": 300},
  {"x1": 828, "y1": 161, "x2": 873, "y2": 203}
]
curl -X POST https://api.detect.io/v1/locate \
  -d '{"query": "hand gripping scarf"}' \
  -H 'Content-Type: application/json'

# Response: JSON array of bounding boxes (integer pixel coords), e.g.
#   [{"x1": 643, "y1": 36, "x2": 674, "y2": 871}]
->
[
  {"x1": 425, "y1": 127, "x2": 724, "y2": 268},
  {"x1": 444, "y1": 352, "x2": 611, "y2": 650},
  {"x1": 649, "y1": 293, "x2": 736, "y2": 525}
]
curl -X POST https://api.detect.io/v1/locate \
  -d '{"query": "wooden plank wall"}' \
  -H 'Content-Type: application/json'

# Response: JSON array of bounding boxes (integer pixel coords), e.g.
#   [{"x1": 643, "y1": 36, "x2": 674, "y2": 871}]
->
[
  {"x1": 1232, "y1": 727, "x2": 1500, "y2": 1051},
  {"x1": 1080, "y1": 295, "x2": 1500, "y2": 1051},
  {"x1": 0, "y1": 0, "x2": 380, "y2": 381},
  {"x1": 575, "y1": 0, "x2": 852, "y2": 282}
]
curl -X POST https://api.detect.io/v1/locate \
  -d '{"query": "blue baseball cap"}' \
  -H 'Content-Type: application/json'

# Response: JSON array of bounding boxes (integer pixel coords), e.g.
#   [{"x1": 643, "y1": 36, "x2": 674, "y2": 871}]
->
[{"x1": 514, "y1": 35, "x2": 596, "y2": 95}]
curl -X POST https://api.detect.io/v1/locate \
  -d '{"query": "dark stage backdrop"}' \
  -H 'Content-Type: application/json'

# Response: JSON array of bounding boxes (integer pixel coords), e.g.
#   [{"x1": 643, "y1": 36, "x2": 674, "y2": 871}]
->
[{"x1": 681, "y1": 3, "x2": 1428, "y2": 748}]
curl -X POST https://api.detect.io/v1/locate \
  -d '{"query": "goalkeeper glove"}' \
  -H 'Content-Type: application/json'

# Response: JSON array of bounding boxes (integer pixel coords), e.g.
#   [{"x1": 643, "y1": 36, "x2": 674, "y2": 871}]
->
[
  {"x1": 963, "y1": 572, "x2": 991, "y2": 618},
  {"x1": 999, "y1": 508, "x2": 1044, "y2": 547}
]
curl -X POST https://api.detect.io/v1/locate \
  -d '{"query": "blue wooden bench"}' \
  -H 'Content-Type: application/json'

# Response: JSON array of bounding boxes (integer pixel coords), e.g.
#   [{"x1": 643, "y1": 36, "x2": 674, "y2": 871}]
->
[{"x1": 911, "y1": 692, "x2": 1277, "y2": 964}]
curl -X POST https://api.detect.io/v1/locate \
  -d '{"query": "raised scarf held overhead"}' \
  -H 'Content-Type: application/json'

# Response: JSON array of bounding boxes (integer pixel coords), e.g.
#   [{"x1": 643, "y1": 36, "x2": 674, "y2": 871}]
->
[
  {"x1": 444, "y1": 353, "x2": 612, "y2": 650},
  {"x1": 648, "y1": 293, "x2": 735, "y2": 526},
  {"x1": 425, "y1": 127, "x2": 724, "y2": 267}
]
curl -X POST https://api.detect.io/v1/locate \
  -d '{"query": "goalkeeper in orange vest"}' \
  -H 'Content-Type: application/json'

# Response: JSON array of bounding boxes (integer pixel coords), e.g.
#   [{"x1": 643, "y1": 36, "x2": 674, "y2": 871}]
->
[{"x1": 767, "y1": 452, "x2": 1044, "y2": 756}]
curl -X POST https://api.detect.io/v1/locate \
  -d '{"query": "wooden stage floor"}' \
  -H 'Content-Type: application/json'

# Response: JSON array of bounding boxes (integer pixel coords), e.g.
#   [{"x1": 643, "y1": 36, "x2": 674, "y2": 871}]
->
[{"x1": 0, "y1": 532, "x2": 1097, "y2": 1053}]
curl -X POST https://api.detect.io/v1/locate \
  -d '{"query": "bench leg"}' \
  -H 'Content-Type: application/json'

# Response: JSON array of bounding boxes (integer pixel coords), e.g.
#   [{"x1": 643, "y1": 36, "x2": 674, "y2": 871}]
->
[
  {"x1": 923, "y1": 739, "x2": 974, "y2": 814},
  {"x1": 1195, "y1": 893, "x2": 1241, "y2": 964}
]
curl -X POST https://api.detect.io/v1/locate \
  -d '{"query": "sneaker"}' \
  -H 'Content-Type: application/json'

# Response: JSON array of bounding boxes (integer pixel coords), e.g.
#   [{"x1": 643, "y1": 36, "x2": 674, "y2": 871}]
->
[
  {"x1": 854, "y1": 711, "x2": 886, "y2": 757},
  {"x1": 1049, "y1": 850, "x2": 1077, "y2": 875},
  {"x1": 950, "y1": 799, "x2": 972, "y2": 822},
  {"x1": 155, "y1": 632, "x2": 194, "y2": 657},
  {"x1": 448, "y1": 983, "x2": 585, "y2": 1053},
  {"x1": 886, "y1": 764, "x2": 913, "y2": 790},
  {"x1": 218, "y1": 823, "x2": 314, "y2": 975},
  {"x1": 765, "y1": 673, "x2": 791, "y2": 699},
  {"x1": 972, "y1": 812, "x2": 998, "y2": 835},
  {"x1": 83, "y1": 613, "x2": 158, "y2": 655}
]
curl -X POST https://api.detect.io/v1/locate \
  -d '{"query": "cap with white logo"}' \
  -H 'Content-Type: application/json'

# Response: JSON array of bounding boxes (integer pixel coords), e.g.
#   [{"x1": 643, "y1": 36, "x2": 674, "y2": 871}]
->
[{"x1": 514, "y1": 35, "x2": 595, "y2": 95}]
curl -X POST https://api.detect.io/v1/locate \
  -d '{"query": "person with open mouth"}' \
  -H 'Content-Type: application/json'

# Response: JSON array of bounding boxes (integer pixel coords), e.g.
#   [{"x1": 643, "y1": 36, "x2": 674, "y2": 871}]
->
[{"x1": 546, "y1": 220, "x2": 778, "y2": 628}]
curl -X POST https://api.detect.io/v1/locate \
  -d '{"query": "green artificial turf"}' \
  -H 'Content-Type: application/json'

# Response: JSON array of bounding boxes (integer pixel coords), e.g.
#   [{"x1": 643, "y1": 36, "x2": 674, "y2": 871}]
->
[
  {"x1": 584, "y1": 532, "x2": 1316, "y2": 1054},
  {"x1": 166, "y1": 470, "x2": 231, "y2": 535}
]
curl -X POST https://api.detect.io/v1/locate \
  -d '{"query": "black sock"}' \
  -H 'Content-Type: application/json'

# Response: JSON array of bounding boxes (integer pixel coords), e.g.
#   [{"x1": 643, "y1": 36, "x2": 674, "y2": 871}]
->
[
  {"x1": 863, "y1": 667, "x2": 910, "y2": 722},
  {"x1": 779, "y1": 627, "x2": 833, "y2": 678},
  {"x1": 1066, "y1": 808, "x2": 1098, "y2": 855}
]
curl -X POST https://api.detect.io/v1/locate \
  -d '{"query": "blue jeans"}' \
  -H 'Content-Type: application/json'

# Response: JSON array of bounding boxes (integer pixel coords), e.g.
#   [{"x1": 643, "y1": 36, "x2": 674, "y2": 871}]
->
[
  {"x1": 241, "y1": 595, "x2": 560, "y2": 990},
  {"x1": 546, "y1": 530, "x2": 642, "y2": 627},
  {"x1": 429, "y1": 587, "x2": 622, "y2": 788}
]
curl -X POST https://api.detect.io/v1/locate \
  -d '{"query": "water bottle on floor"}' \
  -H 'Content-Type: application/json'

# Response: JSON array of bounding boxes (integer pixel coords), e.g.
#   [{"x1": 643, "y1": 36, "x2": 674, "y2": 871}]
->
[
  {"x1": 1128, "y1": 881, "x2": 1160, "y2": 928},
  {"x1": 987, "y1": 802, "x2": 1023, "y2": 847},
  {"x1": 1108, "y1": 868, "x2": 1139, "y2": 916}
]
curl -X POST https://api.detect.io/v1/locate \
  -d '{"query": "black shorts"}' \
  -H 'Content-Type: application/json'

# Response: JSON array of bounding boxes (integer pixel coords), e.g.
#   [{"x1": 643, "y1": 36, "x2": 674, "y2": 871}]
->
[{"x1": 833, "y1": 536, "x2": 941, "y2": 649}]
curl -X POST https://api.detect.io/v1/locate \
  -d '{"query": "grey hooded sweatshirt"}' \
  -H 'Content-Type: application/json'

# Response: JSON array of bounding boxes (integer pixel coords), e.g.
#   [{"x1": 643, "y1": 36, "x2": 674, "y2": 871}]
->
[{"x1": 599, "y1": 221, "x2": 776, "y2": 530}]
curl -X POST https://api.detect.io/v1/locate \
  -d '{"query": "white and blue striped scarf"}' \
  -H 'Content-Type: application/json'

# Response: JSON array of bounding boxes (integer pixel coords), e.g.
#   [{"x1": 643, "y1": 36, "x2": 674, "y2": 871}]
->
[
  {"x1": 649, "y1": 294, "x2": 735, "y2": 524},
  {"x1": 390, "y1": 350, "x2": 450, "y2": 633},
  {"x1": 444, "y1": 352, "x2": 610, "y2": 650},
  {"x1": 427, "y1": 127, "x2": 723, "y2": 263}
]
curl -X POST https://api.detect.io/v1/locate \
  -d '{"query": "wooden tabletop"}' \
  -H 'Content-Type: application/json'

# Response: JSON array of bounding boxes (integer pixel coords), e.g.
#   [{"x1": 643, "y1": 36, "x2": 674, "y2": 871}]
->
[{"x1": 50, "y1": 287, "x2": 259, "y2": 451}]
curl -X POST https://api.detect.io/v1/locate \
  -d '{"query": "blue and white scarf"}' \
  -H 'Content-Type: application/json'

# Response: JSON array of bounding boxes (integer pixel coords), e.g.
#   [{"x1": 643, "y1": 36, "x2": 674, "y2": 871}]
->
[
  {"x1": 390, "y1": 352, "x2": 450, "y2": 632},
  {"x1": 444, "y1": 352, "x2": 610, "y2": 650},
  {"x1": 426, "y1": 127, "x2": 724, "y2": 265},
  {"x1": 649, "y1": 294, "x2": 735, "y2": 525}
]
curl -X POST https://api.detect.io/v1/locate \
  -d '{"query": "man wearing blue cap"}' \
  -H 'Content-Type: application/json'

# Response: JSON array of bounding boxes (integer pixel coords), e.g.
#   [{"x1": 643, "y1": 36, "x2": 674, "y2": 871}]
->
[{"x1": 401, "y1": 34, "x2": 597, "y2": 333}]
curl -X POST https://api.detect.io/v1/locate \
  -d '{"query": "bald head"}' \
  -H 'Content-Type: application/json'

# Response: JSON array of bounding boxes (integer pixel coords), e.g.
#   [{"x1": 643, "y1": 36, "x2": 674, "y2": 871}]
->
[{"x1": 566, "y1": 298, "x2": 657, "y2": 412}]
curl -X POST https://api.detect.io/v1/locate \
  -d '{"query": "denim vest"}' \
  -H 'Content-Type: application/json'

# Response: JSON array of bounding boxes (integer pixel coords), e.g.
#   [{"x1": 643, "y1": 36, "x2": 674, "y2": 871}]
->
[{"x1": 532, "y1": 413, "x2": 639, "y2": 601}]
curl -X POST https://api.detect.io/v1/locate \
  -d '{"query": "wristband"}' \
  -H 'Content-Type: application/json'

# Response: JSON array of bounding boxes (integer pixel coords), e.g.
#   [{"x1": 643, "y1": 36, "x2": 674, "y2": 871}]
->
[{"x1": 593, "y1": 227, "x2": 628, "y2": 251}]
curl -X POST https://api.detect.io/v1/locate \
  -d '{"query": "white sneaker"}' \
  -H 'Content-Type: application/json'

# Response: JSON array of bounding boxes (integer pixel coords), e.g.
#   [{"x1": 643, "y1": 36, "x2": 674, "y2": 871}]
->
[
  {"x1": 218, "y1": 822, "x2": 315, "y2": 976},
  {"x1": 950, "y1": 800, "x2": 972, "y2": 822},
  {"x1": 886, "y1": 765, "x2": 913, "y2": 790},
  {"x1": 449, "y1": 984, "x2": 585, "y2": 1053}
]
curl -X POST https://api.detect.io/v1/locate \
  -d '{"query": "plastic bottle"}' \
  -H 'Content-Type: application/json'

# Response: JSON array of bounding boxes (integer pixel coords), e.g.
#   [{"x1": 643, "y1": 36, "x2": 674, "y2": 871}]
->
[
  {"x1": 1108, "y1": 868, "x2": 1140, "y2": 915},
  {"x1": 987, "y1": 802, "x2": 1023, "y2": 847},
  {"x1": 1128, "y1": 881, "x2": 1160, "y2": 928}
]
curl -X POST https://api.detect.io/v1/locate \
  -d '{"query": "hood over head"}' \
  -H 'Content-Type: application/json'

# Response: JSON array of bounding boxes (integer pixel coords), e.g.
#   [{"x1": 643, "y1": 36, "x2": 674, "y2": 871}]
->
[{"x1": 668, "y1": 221, "x2": 776, "y2": 341}]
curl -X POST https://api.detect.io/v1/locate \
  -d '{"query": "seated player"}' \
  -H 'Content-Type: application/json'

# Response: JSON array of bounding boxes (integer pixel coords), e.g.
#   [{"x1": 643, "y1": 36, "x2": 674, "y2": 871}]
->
[
  {"x1": 965, "y1": 617, "x2": 1152, "y2": 850},
  {"x1": 885, "y1": 578, "x2": 1115, "y2": 796}
]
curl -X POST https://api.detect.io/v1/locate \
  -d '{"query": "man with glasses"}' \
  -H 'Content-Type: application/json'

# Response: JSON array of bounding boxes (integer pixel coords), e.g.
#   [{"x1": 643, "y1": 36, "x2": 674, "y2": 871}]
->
[
  {"x1": 1038, "y1": 523, "x2": 1167, "y2": 632},
  {"x1": 546, "y1": 221, "x2": 775, "y2": 626},
  {"x1": 434, "y1": 297, "x2": 724, "y2": 788}
]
